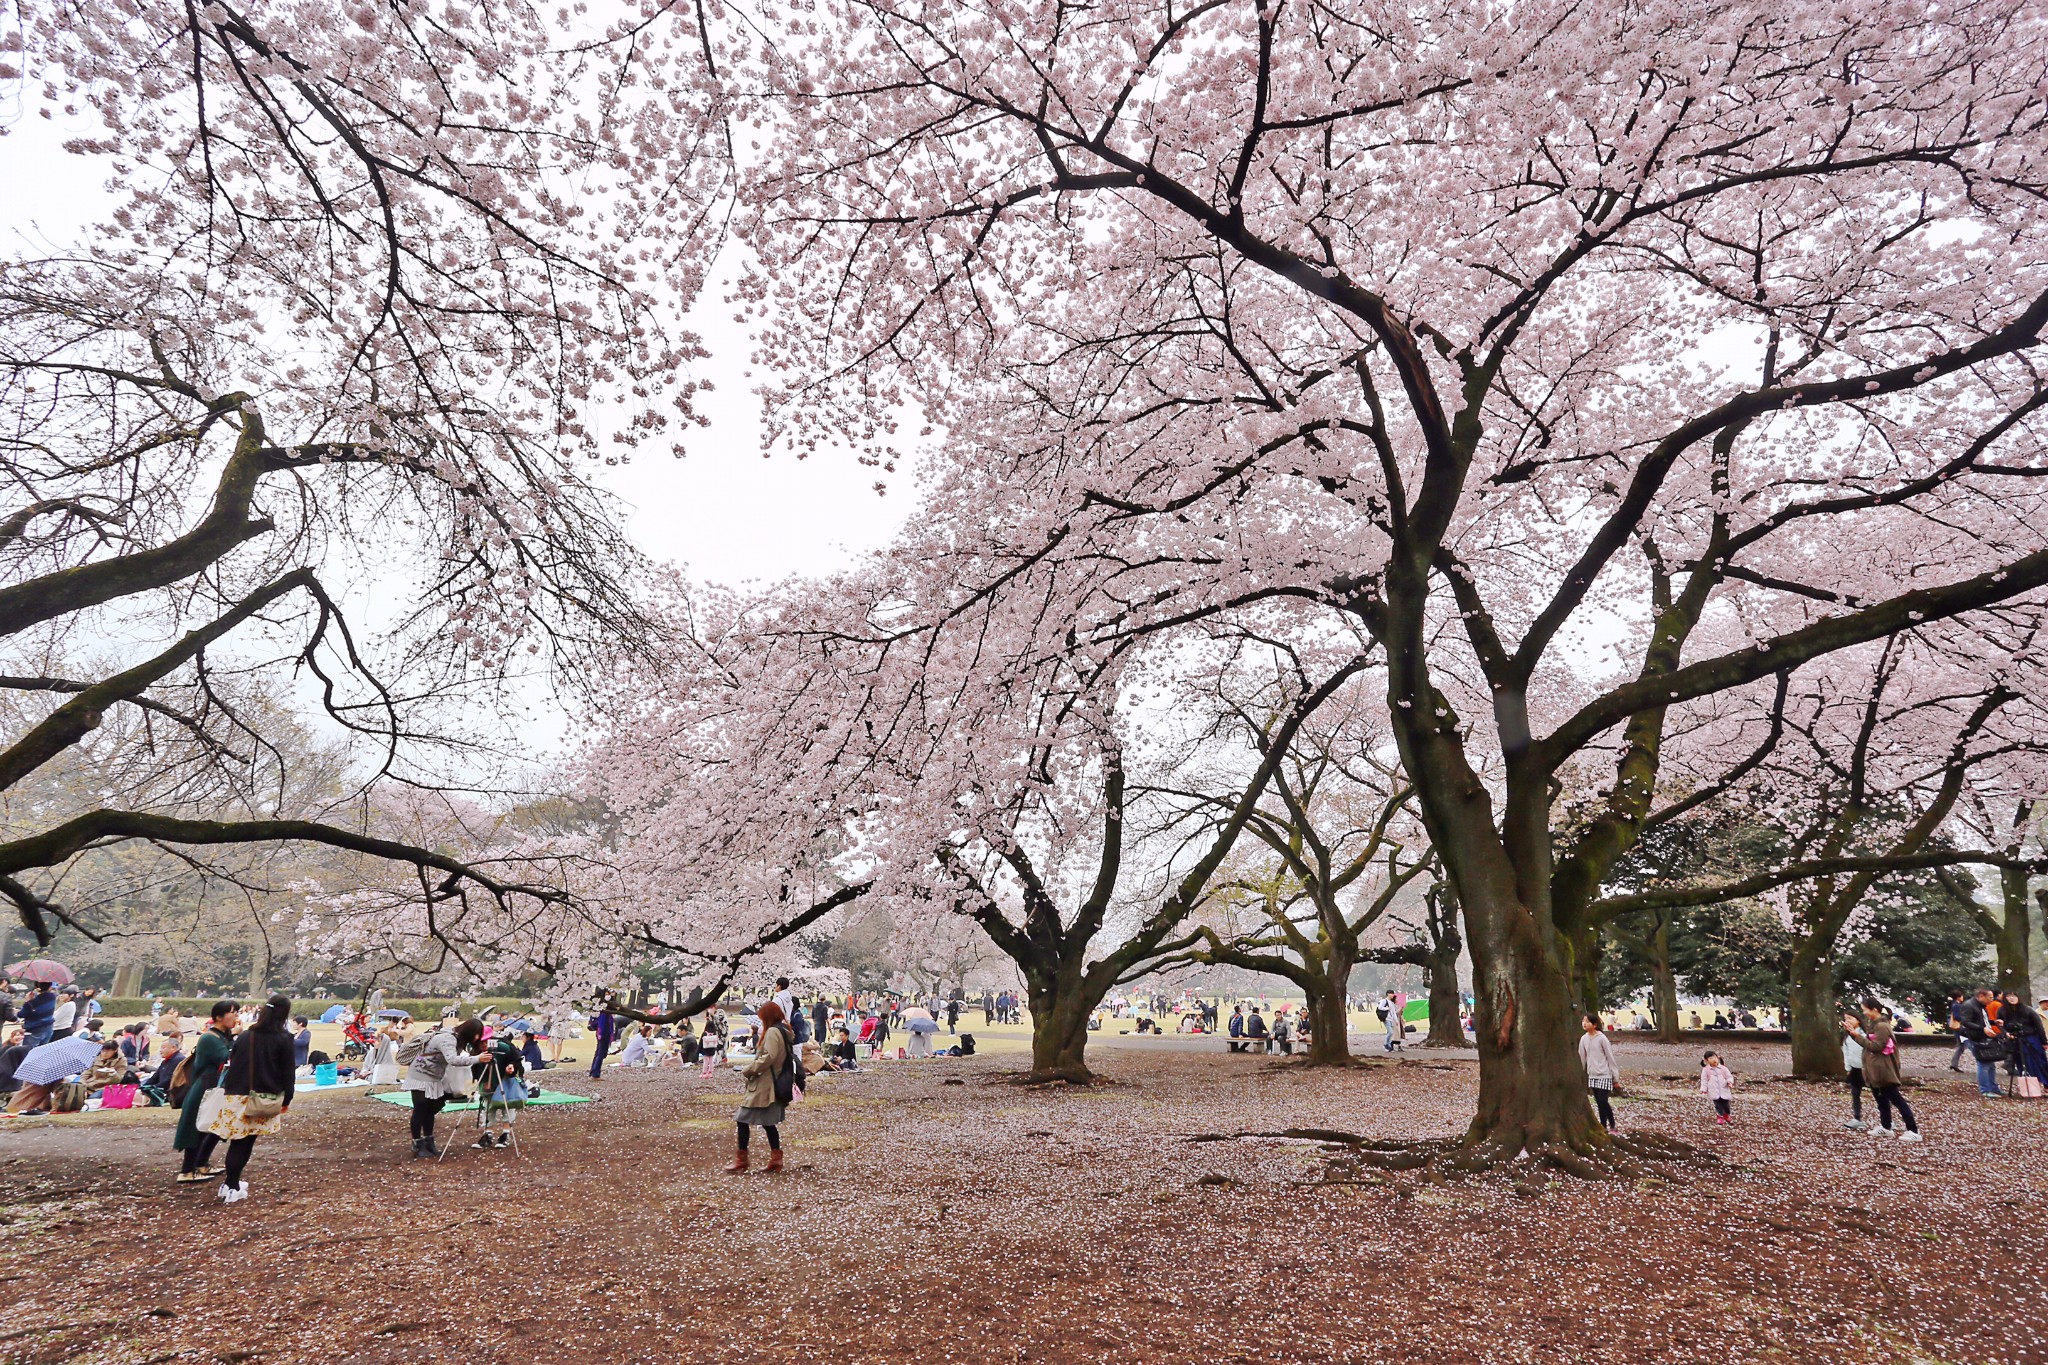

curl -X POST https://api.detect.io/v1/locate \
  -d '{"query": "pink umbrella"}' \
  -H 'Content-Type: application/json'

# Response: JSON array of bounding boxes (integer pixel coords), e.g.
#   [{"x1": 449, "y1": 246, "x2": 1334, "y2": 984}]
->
[{"x1": 4, "y1": 959, "x2": 74, "y2": 985}]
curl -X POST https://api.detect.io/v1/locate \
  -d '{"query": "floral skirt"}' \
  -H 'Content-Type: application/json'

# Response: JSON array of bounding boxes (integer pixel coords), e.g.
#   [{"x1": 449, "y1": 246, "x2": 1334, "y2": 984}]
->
[{"x1": 206, "y1": 1092, "x2": 286, "y2": 1139}]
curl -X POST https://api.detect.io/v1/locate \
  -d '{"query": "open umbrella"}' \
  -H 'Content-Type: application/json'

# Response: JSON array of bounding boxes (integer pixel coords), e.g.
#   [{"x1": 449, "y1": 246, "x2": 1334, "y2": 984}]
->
[
  {"x1": 3, "y1": 960, "x2": 73, "y2": 986},
  {"x1": 905, "y1": 1015, "x2": 939, "y2": 1035},
  {"x1": 13, "y1": 1035, "x2": 103, "y2": 1088},
  {"x1": 373, "y1": 1009, "x2": 412, "y2": 1022},
  {"x1": 318, "y1": 1004, "x2": 349, "y2": 1024}
]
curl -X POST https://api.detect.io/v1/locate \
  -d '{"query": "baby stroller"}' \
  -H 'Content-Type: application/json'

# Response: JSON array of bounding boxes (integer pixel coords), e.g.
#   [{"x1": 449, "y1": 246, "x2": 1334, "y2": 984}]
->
[{"x1": 339, "y1": 1012, "x2": 376, "y2": 1062}]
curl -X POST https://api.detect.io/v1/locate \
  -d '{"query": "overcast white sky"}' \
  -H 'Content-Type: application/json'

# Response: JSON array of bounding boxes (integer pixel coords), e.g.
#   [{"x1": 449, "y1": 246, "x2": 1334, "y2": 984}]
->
[{"x1": 0, "y1": 108, "x2": 915, "y2": 591}]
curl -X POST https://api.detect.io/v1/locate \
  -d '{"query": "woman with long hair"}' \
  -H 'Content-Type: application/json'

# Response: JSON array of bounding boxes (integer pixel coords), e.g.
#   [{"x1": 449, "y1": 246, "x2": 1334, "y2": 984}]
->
[
  {"x1": 207, "y1": 994, "x2": 296, "y2": 1204},
  {"x1": 404, "y1": 1016, "x2": 487, "y2": 1158}
]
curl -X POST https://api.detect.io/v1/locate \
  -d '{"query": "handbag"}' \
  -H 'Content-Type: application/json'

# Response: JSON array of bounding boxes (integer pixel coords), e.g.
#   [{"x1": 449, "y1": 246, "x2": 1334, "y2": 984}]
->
[
  {"x1": 2018, "y1": 1075, "x2": 2045, "y2": 1100},
  {"x1": 194, "y1": 1087, "x2": 227, "y2": 1132},
  {"x1": 242, "y1": 1090, "x2": 285, "y2": 1122},
  {"x1": 98, "y1": 1083, "x2": 137, "y2": 1110},
  {"x1": 1975, "y1": 1035, "x2": 2015, "y2": 1064}
]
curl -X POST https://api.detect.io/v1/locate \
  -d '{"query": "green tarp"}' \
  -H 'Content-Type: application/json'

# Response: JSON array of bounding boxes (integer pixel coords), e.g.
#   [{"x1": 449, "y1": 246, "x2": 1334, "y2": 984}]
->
[{"x1": 368, "y1": 1089, "x2": 595, "y2": 1112}]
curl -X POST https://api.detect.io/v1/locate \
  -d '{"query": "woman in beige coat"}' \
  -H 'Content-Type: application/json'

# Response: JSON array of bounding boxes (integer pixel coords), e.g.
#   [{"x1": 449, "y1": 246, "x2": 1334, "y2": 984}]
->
[{"x1": 725, "y1": 1001, "x2": 793, "y2": 1174}]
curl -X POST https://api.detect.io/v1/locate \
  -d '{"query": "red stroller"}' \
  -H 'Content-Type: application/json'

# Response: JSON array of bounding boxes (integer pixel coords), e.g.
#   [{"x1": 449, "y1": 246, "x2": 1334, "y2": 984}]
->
[{"x1": 340, "y1": 1012, "x2": 376, "y2": 1062}]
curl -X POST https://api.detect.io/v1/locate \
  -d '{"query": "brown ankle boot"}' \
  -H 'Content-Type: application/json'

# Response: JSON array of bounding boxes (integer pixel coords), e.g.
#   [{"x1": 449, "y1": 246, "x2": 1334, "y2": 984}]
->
[
  {"x1": 763, "y1": 1148, "x2": 784, "y2": 1173},
  {"x1": 723, "y1": 1149, "x2": 748, "y2": 1174}
]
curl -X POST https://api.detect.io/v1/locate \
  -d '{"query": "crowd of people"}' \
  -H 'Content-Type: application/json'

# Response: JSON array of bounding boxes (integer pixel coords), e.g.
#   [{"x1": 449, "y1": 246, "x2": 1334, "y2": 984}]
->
[{"x1": 1, "y1": 969, "x2": 2039, "y2": 1205}]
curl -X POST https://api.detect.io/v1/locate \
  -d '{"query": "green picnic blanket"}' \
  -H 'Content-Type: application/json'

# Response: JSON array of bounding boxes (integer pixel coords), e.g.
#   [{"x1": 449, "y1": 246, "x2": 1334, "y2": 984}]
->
[{"x1": 368, "y1": 1089, "x2": 595, "y2": 1112}]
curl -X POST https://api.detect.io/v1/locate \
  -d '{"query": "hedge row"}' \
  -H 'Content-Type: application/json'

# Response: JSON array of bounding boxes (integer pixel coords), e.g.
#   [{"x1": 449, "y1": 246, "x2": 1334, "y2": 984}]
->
[{"x1": 85, "y1": 996, "x2": 533, "y2": 1020}]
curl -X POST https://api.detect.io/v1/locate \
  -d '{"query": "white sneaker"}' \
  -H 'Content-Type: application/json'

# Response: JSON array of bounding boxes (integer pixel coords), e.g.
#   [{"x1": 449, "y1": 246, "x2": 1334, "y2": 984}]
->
[
  {"x1": 1841, "y1": 1119, "x2": 1866, "y2": 1130},
  {"x1": 220, "y1": 1182, "x2": 248, "y2": 1204},
  {"x1": 1870, "y1": 1126, "x2": 1894, "y2": 1136},
  {"x1": 1897, "y1": 1131, "x2": 1923, "y2": 1144}
]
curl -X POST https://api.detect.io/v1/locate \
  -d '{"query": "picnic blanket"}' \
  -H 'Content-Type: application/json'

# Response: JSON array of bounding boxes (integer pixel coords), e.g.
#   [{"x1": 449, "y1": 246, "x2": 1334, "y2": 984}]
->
[{"x1": 368, "y1": 1089, "x2": 595, "y2": 1112}]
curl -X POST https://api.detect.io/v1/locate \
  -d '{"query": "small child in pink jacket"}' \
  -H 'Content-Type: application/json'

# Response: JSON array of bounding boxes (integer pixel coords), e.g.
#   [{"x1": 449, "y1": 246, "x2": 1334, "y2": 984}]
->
[{"x1": 1700, "y1": 1051, "x2": 1735, "y2": 1123}]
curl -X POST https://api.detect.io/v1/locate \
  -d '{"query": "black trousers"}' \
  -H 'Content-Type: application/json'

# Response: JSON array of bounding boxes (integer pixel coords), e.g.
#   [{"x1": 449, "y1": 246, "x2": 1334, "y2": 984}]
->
[
  {"x1": 1589, "y1": 1086, "x2": 1614, "y2": 1129},
  {"x1": 410, "y1": 1092, "x2": 447, "y2": 1139},
  {"x1": 222, "y1": 1136, "x2": 257, "y2": 1188},
  {"x1": 181, "y1": 1134, "x2": 219, "y2": 1173},
  {"x1": 735, "y1": 1121, "x2": 780, "y2": 1150},
  {"x1": 1847, "y1": 1067, "x2": 1864, "y2": 1121},
  {"x1": 1873, "y1": 1083, "x2": 1916, "y2": 1134}
]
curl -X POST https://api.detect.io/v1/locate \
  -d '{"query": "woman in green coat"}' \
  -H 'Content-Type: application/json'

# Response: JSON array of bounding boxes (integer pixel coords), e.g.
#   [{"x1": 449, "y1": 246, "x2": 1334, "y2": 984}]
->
[{"x1": 173, "y1": 1001, "x2": 240, "y2": 1183}]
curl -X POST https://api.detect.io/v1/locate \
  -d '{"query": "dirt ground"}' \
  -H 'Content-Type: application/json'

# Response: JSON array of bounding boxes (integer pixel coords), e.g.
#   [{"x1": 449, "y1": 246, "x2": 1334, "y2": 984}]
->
[{"x1": 0, "y1": 1039, "x2": 2042, "y2": 1365}]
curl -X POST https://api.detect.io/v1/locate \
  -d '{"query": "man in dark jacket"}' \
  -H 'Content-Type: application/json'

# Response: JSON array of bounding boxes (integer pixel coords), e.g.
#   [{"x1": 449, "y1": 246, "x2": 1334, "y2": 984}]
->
[
  {"x1": 1244, "y1": 1007, "x2": 1271, "y2": 1054},
  {"x1": 1958, "y1": 990, "x2": 2002, "y2": 1097}
]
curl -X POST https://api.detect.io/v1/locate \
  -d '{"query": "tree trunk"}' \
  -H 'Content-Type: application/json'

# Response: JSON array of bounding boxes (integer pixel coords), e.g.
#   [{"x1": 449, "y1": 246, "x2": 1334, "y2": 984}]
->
[
  {"x1": 1786, "y1": 949, "x2": 1842, "y2": 1079},
  {"x1": 1023, "y1": 969, "x2": 1094, "y2": 1083},
  {"x1": 1567, "y1": 921, "x2": 1602, "y2": 1017},
  {"x1": 1303, "y1": 960, "x2": 1354, "y2": 1065},
  {"x1": 1991, "y1": 868, "x2": 2035, "y2": 999},
  {"x1": 1463, "y1": 890, "x2": 1609, "y2": 1160},
  {"x1": 110, "y1": 961, "x2": 144, "y2": 997},
  {"x1": 1648, "y1": 912, "x2": 1681, "y2": 1043},
  {"x1": 1423, "y1": 935, "x2": 1463, "y2": 1046}
]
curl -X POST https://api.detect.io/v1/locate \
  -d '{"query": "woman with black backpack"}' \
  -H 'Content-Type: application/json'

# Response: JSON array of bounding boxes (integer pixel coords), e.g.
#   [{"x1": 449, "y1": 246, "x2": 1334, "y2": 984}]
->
[{"x1": 725, "y1": 1001, "x2": 794, "y2": 1174}]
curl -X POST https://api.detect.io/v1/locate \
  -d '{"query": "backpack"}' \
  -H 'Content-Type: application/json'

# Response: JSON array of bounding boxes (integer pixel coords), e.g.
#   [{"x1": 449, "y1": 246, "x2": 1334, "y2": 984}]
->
[
  {"x1": 398, "y1": 1030, "x2": 448, "y2": 1080},
  {"x1": 770, "y1": 1024, "x2": 798, "y2": 1104},
  {"x1": 166, "y1": 1055, "x2": 194, "y2": 1107}
]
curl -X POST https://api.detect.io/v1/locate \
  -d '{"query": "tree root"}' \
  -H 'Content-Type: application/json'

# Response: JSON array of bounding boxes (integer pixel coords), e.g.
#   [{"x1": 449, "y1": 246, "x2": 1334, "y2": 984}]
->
[
  {"x1": 1185, "y1": 1120, "x2": 1710, "y2": 1183},
  {"x1": 1315, "y1": 1127, "x2": 1710, "y2": 1182}
]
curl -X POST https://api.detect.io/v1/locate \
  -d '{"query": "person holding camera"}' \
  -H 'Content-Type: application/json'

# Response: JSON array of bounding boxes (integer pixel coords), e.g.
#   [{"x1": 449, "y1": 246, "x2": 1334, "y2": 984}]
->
[{"x1": 403, "y1": 1017, "x2": 487, "y2": 1158}]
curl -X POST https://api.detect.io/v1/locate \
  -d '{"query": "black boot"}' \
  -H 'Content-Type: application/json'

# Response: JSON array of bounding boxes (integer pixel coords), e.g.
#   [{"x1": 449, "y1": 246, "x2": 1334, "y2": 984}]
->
[
  {"x1": 420, "y1": 1133, "x2": 441, "y2": 1158},
  {"x1": 410, "y1": 1136, "x2": 427, "y2": 1159}
]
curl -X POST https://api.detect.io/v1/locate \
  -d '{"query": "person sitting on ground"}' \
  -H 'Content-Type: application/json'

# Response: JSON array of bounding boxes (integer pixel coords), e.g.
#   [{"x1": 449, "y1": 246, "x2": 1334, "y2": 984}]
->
[
  {"x1": 619, "y1": 1024, "x2": 654, "y2": 1068},
  {"x1": 0, "y1": 1027, "x2": 26, "y2": 1097},
  {"x1": 518, "y1": 1029, "x2": 548, "y2": 1073},
  {"x1": 822, "y1": 1025, "x2": 859, "y2": 1071},
  {"x1": 144, "y1": 1036, "x2": 185, "y2": 1100},
  {"x1": 80, "y1": 1040, "x2": 132, "y2": 1093},
  {"x1": 118, "y1": 1023, "x2": 151, "y2": 1067}
]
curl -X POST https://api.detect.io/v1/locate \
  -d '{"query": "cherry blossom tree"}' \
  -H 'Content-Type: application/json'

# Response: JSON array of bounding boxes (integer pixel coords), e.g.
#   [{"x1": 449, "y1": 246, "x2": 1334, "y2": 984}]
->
[
  {"x1": 1591, "y1": 627, "x2": 2048, "y2": 1075},
  {"x1": 1944, "y1": 783, "x2": 2046, "y2": 1000},
  {"x1": 0, "y1": 1, "x2": 725, "y2": 942},
  {"x1": 728, "y1": 0, "x2": 2048, "y2": 1171},
  {"x1": 1141, "y1": 657, "x2": 1434, "y2": 1065}
]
